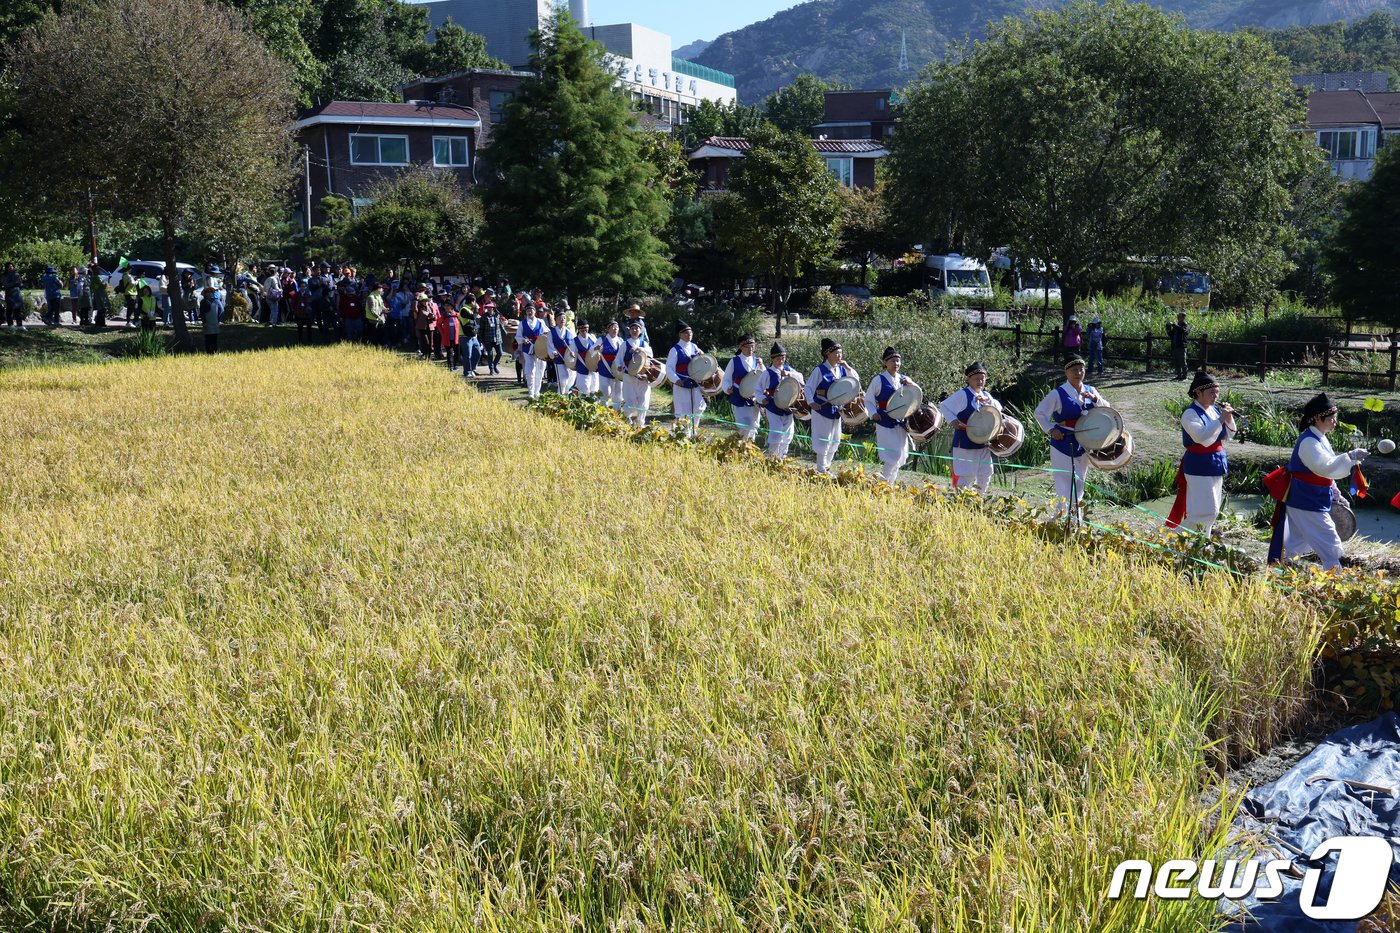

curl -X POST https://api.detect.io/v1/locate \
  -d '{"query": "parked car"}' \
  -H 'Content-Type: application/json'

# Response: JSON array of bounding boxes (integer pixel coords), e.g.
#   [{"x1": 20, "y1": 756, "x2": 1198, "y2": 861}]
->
[
  {"x1": 100, "y1": 261, "x2": 214, "y2": 295},
  {"x1": 833, "y1": 284, "x2": 872, "y2": 306}
]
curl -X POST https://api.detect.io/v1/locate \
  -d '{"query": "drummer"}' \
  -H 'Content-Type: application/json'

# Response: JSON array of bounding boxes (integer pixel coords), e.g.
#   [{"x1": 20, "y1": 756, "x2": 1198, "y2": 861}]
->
[
  {"x1": 1267, "y1": 392, "x2": 1369, "y2": 571},
  {"x1": 1033, "y1": 355, "x2": 1110, "y2": 521},
  {"x1": 665, "y1": 320, "x2": 706, "y2": 438},
  {"x1": 517, "y1": 302, "x2": 547, "y2": 399},
  {"x1": 548, "y1": 302, "x2": 575, "y2": 394},
  {"x1": 804, "y1": 337, "x2": 855, "y2": 475},
  {"x1": 597, "y1": 320, "x2": 625, "y2": 411},
  {"x1": 720, "y1": 334, "x2": 762, "y2": 442},
  {"x1": 571, "y1": 321, "x2": 599, "y2": 397},
  {"x1": 864, "y1": 346, "x2": 918, "y2": 483},
  {"x1": 760, "y1": 342, "x2": 802, "y2": 459},
  {"x1": 939, "y1": 360, "x2": 1003, "y2": 494},
  {"x1": 1163, "y1": 371, "x2": 1236, "y2": 535},
  {"x1": 621, "y1": 318, "x2": 652, "y2": 427}
]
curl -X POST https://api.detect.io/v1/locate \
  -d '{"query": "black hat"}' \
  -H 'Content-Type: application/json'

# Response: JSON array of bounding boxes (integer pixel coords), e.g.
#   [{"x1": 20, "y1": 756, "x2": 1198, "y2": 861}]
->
[
  {"x1": 1063, "y1": 355, "x2": 1086, "y2": 369},
  {"x1": 1187, "y1": 371, "x2": 1217, "y2": 397},
  {"x1": 965, "y1": 360, "x2": 987, "y2": 376},
  {"x1": 739, "y1": 333, "x2": 756, "y2": 346},
  {"x1": 577, "y1": 320, "x2": 589, "y2": 329},
  {"x1": 606, "y1": 319, "x2": 619, "y2": 329},
  {"x1": 770, "y1": 341, "x2": 786, "y2": 357},
  {"x1": 882, "y1": 346, "x2": 900, "y2": 361},
  {"x1": 1299, "y1": 392, "x2": 1338, "y2": 429},
  {"x1": 677, "y1": 320, "x2": 692, "y2": 332},
  {"x1": 820, "y1": 337, "x2": 841, "y2": 356}
]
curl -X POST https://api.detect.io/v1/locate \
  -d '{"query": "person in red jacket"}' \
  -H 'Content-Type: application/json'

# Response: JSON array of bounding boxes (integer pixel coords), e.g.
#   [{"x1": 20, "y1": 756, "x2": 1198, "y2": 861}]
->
[
  {"x1": 337, "y1": 280, "x2": 364, "y2": 342},
  {"x1": 435, "y1": 295, "x2": 460, "y2": 368}
]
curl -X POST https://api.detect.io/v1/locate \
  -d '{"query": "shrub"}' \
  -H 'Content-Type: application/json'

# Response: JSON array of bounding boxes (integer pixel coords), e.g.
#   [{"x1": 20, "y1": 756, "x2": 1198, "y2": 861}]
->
[
  {"x1": 7, "y1": 236, "x2": 88, "y2": 282},
  {"x1": 636, "y1": 298, "x2": 762, "y2": 354}
]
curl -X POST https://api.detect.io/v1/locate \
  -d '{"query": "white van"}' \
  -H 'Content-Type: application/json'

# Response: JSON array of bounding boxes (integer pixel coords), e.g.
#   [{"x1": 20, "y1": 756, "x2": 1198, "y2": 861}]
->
[
  {"x1": 926, "y1": 254, "x2": 992, "y2": 300},
  {"x1": 989, "y1": 253, "x2": 1061, "y2": 306}
]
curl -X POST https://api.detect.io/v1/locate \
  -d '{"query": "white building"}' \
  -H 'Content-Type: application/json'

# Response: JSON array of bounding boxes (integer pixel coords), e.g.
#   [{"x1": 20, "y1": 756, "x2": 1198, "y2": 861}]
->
[{"x1": 412, "y1": 1, "x2": 738, "y2": 124}]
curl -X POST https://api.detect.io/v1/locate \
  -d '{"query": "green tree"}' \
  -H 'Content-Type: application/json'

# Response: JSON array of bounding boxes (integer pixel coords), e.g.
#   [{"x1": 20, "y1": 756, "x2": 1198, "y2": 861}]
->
[
  {"x1": 836, "y1": 181, "x2": 902, "y2": 285},
  {"x1": 714, "y1": 126, "x2": 841, "y2": 335},
  {"x1": 483, "y1": 10, "x2": 672, "y2": 300},
  {"x1": 1324, "y1": 143, "x2": 1400, "y2": 328},
  {"x1": 10, "y1": 0, "x2": 297, "y2": 350},
  {"x1": 885, "y1": 0, "x2": 1323, "y2": 322},
  {"x1": 306, "y1": 195, "x2": 351, "y2": 262},
  {"x1": 762, "y1": 73, "x2": 838, "y2": 135},
  {"x1": 418, "y1": 18, "x2": 504, "y2": 77},
  {"x1": 676, "y1": 98, "x2": 766, "y2": 149},
  {"x1": 342, "y1": 167, "x2": 485, "y2": 271}
]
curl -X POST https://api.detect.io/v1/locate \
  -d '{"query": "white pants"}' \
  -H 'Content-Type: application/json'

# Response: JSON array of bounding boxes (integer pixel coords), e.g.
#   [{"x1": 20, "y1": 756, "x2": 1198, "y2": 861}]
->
[
  {"x1": 576, "y1": 371, "x2": 598, "y2": 396},
  {"x1": 600, "y1": 375, "x2": 624, "y2": 409},
  {"x1": 765, "y1": 409, "x2": 794, "y2": 458},
  {"x1": 1048, "y1": 448, "x2": 1091, "y2": 518},
  {"x1": 555, "y1": 362, "x2": 576, "y2": 394},
  {"x1": 525, "y1": 356, "x2": 547, "y2": 398},
  {"x1": 951, "y1": 445, "x2": 994, "y2": 493},
  {"x1": 623, "y1": 378, "x2": 650, "y2": 426},
  {"x1": 875, "y1": 424, "x2": 910, "y2": 483},
  {"x1": 733, "y1": 403, "x2": 760, "y2": 441},
  {"x1": 1180, "y1": 474, "x2": 1225, "y2": 534},
  {"x1": 1283, "y1": 507, "x2": 1344, "y2": 571},
  {"x1": 810, "y1": 412, "x2": 841, "y2": 473},
  {"x1": 673, "y1": 385, "x2": 706, "y2": 436}
]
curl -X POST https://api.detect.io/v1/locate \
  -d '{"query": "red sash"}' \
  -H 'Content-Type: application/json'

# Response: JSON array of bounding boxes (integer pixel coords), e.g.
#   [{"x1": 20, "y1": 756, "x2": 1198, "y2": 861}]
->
[{"x1": 1164, "y1": 443, "x2": 1225, "y2": 529}]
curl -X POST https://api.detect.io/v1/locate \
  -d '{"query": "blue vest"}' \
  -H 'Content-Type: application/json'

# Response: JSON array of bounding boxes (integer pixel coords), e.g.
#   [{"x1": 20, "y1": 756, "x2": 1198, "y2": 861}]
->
[
  {"x1": 951, "y1": 386, "x2": 985, "y2": 451},
  {"x1": 599, "y1": 335, "x2": 623, "y2": 379},
  {"x1": 573, "y1": 335, "x2": 596, "y2": 374},
  {"x1": 1050, "y1": 385, "x2": 1096, "y2": 457},
  {"x1": 812, "y1": 362, "x2": 849, "y2": 419},
  {"x1": 519, "y1": 317, "x2": 543, "y2": 342},
  {"x1": 762, "y1": 366, "x2": 794, "y2": 417},
  {"x1": 1285, "y1": 433, "x2": 1334, "y2": 512},
  {"x1": 623, "y1": 338, "x2": 649, "y2": 375},
  {"x1": 672, "y1": 343, "x2": 698, "y2": 388},
  {"x1": 1181, "y1": 403, "x2": 1228, "y2": 477},
  {"x1": 550, "y1": 326, "x2": 571, "y2": 361},
  {"x1": 872, "y1": 373, "x2": 901, "y2": 429},
  {"x1": 727, "y1": 354, "x2": 757, "y2": 407}
]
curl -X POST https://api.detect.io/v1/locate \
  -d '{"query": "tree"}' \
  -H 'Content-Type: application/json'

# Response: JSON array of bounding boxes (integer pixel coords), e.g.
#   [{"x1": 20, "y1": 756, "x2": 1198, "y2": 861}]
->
[
  {"x1": 836, "y1": 181, "x2": 903, "y2": 285},
  {"x1": 676, "y1": 98, "x2": 766, "y2": 149},
  {"x1": 885, "y1": 0, "x2": 1323, "y2": 323},
  {"x1": 418, "y1": 18, "x2": 504, "y2": 77},
  {"x1": 483, "y1": 10, "x2": 672, "y2": 300},
  {"x1": 714, "y1": 126, "x2": 841, "y2": 335},
  {"x1": 1324, "y1": 143, "x2": 1400, "y2": 328},
  {"x1": 11, "y1": 0, "x2": 297, "y2": 350},
  {"x1": 342, "y1": 167, "x2": 485, "y2": 271},
  {"x1": 763, "y1": 73, "x2": 839, "y2": 135}
]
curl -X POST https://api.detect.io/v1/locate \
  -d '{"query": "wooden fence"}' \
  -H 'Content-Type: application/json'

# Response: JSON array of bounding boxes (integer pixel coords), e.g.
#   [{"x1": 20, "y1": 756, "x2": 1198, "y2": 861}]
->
[{"x1": 986, "y1": 323, "x2": 1400, "y2": 390}]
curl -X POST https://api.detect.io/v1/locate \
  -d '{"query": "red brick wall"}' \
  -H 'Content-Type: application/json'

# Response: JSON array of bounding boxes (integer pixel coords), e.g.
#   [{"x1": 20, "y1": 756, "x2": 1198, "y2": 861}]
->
[{"x1": 299, "y1": 125, "x2": 475, "y2": 226}]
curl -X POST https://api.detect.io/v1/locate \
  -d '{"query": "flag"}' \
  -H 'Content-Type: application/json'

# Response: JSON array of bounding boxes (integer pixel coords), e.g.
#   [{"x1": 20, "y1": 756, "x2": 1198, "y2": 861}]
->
[
  {"x1": 1392, "y1": 488, "x2": 1400, "y2": 510},
  {"x1": 117, "y1": 257, "x2": 128, "y2": 270},
  {"x1": 1350, "y1": 466, "x2": 1369, "y2": 500}
]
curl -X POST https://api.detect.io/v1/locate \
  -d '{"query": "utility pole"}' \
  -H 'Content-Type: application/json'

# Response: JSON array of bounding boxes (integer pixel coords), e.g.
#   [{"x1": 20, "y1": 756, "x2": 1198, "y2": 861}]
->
[
  {"x1": 85, "y1": 189, "x2": 97, "y2": 261},
  {"x1": 302, "y1": 145, "x2": 312, "y2": 240}
]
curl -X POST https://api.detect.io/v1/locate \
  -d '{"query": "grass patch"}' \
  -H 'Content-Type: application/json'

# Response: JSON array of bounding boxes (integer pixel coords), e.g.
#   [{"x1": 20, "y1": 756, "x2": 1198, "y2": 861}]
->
[{"x1": 0, "y1": 347, "x2": 1319, "y2": 930}]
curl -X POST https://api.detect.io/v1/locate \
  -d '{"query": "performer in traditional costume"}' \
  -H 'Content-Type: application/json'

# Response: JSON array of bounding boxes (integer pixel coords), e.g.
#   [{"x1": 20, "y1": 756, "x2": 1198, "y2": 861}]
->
[
  {"x1": 665, "y1": 320, "x2": 705, "y2": 438},
  {"x1": 760, "y1": 342, "x2": 801, "y2": 459},
  {"x1": 1033, "y1": 356, "x2": 1110, "y2": 520},
  {"x1": 804, "y1": 338, "x2": 855, "y2": 475},
  {"x1": 548, "y1": 303, "x2": 575, "y2": 394},
  {"x1": 517, "y1": 302, "x2": 547, "y2": 399},
  {"x1": 865, "y1": 346, "x2": 918, "y2": 483},
  {"x1": 597, "y1": 320, "x2": 625, "y2": 410},
  {"x1": 571, "y1": 321, "x2": 599, "y2": 397},
  {"x1": 1163, "y1": 371, "x2": 1235, "y2": 535},
  {"x1": 621, "y1": 319, "x2": 652, "y2": 427},
  {"x1": 1266, "y1": 393, "x2": 1369, "y2": 571},
  {"x1": 939, "y1": 360, "x2": 1003, "y2": 494},
  {"x1": 720, "y1": 334, "x2": 762, "y2": 442}
]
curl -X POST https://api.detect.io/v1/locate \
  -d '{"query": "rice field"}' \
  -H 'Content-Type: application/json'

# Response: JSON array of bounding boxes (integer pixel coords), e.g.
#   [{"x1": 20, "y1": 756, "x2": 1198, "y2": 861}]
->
[{"x1": 0, "y1": 347, "x2": 1319, "y2": 931}]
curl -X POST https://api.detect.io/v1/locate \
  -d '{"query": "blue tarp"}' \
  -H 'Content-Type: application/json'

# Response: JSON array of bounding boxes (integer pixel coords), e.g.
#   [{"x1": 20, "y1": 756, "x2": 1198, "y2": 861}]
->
[{"x1": 1224, "y1": 713, "x2": 1400, "y2": 931}]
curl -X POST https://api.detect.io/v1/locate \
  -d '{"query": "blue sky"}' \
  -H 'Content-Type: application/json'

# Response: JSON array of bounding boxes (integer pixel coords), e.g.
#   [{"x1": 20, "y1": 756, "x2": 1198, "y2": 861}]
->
[{"x1": 588, "y1": 0, "x2": 798, "y2": 47}]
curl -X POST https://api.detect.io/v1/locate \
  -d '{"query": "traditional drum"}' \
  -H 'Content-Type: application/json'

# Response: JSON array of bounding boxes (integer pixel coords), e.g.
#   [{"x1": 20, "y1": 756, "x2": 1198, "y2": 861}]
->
[
  {"x1": 532, "y1": 332, "x2": 551, "y2": 362},
  {"x1": 738, "y1": 369, "x2": 763, "y2": 400},
  {"x1": 964, "y1": 407, "x2": 1004, "y2": 445},
  {"x1": 1073, "y1": 407, "x2": 1124, "y2": 452},
  {"x1": 584, "y1": 345, "x2": 602, "y2": 372},
  {"x1": 1333, "y1": 496, "x2": 1358, "y2": 543},
  {"x1": 772, "y1": 375, "x2": 811, "y2": 420},
  {"x1": 884, "y1": 383, "x2": 923, "y2": 420},
  {"x1": 987, "y1": 414, "x2": 1026, "y2": 458},
  {"x1": 1086, "y1": 430, "x2": 1135, "y2": 472},
  {"x1": 905, "y1": 403, "x2": 944, "y2": 446},
  {"x1": 824, "y1": 375, "x2": 861, "y2": 408}
]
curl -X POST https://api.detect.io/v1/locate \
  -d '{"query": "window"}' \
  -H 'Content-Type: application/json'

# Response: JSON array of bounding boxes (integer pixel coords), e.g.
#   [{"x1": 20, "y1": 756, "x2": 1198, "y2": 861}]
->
[
  {"x1": 489, "y1": 90, "x2": 514, "y2": 123},
  {"x1": 433, "y1": 136, "x2": 470, "y2": 167},
  {"x1": 1317, "y1": 129, "x2": 1375, "y2": 161},
  {"x1": 349, "y1": 134, "x2": 408, "y2": 166},
  {"x1": 825, "y1": 157, "x2": 854, "y2": 187}
]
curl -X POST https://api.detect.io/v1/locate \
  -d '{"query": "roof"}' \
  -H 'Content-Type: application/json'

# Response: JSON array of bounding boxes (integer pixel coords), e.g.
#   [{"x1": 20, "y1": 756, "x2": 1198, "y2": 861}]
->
[
  {"x1": 1368, "y1": 92, "x2": 1400, "y2": 130},
  {"x1": 688, "y1": 135, "x2": 888, "y2": 158},
  {"x1": 295, "y1": 100, "x2": 482, "y2": 130},
  {"x1": 1306, "y1": 90, "x2": 1381, "y2": 128}
]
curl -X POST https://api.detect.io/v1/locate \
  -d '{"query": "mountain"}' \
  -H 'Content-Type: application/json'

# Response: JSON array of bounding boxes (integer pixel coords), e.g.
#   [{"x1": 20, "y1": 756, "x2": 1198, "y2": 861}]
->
[
  {"x1": 674, "y1": 38, "x2": 714, "y2": 59},
  {"x1": 692, "y1": 0, "x2": 1400, "y2": 102}
]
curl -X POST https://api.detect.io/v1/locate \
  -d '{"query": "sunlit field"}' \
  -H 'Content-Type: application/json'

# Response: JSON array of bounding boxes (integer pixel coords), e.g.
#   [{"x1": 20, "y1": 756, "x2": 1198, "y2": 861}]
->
[{"x1": 0, "y1": 347, "x2": 1317, "y2": 931}]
